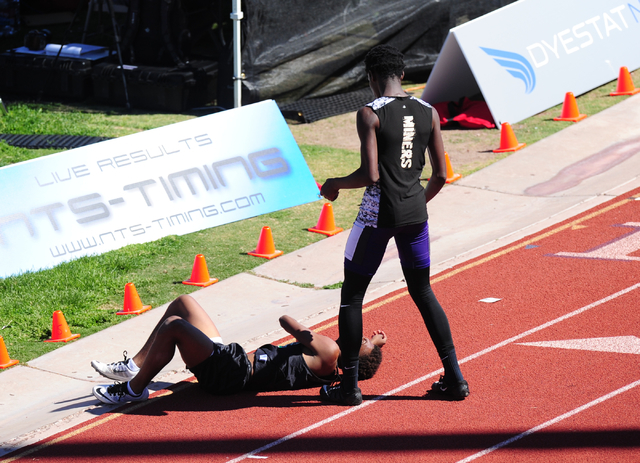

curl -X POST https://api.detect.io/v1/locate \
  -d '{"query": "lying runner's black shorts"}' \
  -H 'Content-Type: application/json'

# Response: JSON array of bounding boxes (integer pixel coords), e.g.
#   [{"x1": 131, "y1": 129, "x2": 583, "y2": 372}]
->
[{"x1": 189, "y1": 342, "x2": 252, "y2": 395}]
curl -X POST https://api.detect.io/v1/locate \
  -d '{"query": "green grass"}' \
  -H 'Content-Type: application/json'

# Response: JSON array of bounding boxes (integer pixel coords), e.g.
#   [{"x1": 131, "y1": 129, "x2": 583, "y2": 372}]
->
[
  {"x1": 0, "y1": 69, "x2": 638, "y2": 366},
  {"x1": 0, "y1": 102, "x2": 193, "y2": 138},
  {"x1": 0, "y1": 143, "x2": 58, "y2": 167}
]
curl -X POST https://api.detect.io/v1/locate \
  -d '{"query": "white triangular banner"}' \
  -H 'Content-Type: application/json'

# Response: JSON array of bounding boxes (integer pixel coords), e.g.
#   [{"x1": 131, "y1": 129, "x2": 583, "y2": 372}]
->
[
  {"x1": 421, "y1": 0, "x2": 640, "y2": 125},
  {"x1": 517, "y1": 336, "x2": 640, "y2": 355}
]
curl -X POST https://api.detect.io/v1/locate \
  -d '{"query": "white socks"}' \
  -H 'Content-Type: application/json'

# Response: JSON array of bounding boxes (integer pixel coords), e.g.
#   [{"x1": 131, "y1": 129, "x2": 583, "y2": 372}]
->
[
  {"x1": 126, "y1": 381, "x2": 142, "y2": 397},
  {"x1": 127, "y1": 358, "x2": 140, "y2": 372}
]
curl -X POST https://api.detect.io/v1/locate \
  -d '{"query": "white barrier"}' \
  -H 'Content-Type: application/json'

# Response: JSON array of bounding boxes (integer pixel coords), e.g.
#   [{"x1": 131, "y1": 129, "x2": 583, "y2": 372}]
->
[
  {"x1": 0, "y1": 100, "x2": 320, "y2": 278},
  {"x1": 422, "y1": 0, "x2": 640, "y2": 125}
]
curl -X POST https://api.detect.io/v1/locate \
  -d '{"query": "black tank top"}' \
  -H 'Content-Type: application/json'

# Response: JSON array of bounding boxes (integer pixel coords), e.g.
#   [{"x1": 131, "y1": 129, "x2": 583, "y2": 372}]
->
[
  {"x1": 245, "y1": 343, "x2": 337, "y2": 391},
  {"x1": 356, "y1": 96, "x2": 432, "y2": 228}
]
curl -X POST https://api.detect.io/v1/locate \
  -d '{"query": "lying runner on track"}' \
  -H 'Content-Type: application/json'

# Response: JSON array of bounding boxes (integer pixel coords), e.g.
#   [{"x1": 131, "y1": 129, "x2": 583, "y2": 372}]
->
[{"x1": 91, "y1": 294, "x2": 386, "y2": 404}]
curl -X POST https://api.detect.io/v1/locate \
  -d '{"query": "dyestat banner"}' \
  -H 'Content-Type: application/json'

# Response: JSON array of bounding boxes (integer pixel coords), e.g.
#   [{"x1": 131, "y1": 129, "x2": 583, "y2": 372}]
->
[
  {"x1": 0, "y1": 100, "x2": 320, "y2": 278},
  {"x1": 422, "y1": 0, "x2": 640, "y2": 125}
]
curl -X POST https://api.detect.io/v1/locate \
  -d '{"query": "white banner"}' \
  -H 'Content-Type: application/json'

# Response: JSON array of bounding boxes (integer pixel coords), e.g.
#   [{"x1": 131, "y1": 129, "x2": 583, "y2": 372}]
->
[
  {"x1": 0, "y1": 100, "x2": 320, "y2": 278},
  {"x1": 422, "y1": 0, "x2": 640, "y2": 125}
]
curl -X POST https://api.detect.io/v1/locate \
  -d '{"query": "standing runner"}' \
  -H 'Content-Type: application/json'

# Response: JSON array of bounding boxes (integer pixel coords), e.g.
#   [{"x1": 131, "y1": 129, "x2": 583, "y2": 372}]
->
[{"x1": 319, "y1": 44, "x2": 469, "y2": 405}]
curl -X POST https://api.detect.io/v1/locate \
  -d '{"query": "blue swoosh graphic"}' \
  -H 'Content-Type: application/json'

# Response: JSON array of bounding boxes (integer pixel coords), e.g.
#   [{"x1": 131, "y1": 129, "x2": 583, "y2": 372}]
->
[{"x1": 480, "y1": 47, "x2": 536, "y2": 94}]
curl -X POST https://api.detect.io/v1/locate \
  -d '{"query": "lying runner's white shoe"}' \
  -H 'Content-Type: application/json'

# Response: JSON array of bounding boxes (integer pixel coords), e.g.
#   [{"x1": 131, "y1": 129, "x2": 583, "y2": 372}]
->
[
  {"x1": 91, "y1": 351, "x2": 138, "y2": 381},
  {"x1": 93, "y1": 382, "x2": 149, "y2": 405}
]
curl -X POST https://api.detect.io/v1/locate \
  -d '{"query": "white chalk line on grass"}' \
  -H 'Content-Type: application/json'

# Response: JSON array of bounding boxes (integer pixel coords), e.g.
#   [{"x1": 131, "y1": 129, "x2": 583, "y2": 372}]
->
[
  {"x1": 456, "y1": 378, "x2": 640, "y2": 463},
  {"x1": 228, "y1": 282, "x2": 640, "y2": 462}
]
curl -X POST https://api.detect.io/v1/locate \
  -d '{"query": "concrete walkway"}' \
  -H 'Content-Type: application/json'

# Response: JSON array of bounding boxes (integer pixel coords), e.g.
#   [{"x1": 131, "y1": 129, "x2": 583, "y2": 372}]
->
[{"x1": 1, "y1": 94, "x2": 639, "y2": 457}]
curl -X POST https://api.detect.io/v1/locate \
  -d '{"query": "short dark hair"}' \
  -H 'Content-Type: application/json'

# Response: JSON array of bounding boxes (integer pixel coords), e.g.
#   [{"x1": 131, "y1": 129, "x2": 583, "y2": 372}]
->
[
  {"x1": 358, "y1": 345, "x2": 383, "y2": 380},
  {"x1": 364, "y1": 44, "x2": 405, "y2": 80}
]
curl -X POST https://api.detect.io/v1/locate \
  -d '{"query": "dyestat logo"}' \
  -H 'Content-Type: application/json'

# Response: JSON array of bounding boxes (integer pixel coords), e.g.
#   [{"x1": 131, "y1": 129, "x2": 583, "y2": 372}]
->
[
  {"x1": 479, "y1": 3, "x2": 638, "y2": 94},
  {"x1": 480, "y1": 48, "x2": 536, "y2": 94}
]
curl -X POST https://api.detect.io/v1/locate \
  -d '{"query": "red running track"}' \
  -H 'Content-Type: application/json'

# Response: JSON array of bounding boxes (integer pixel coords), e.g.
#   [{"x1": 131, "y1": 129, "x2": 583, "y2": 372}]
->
[{"x1": 4, "y1": 187, "x2": 640, "y2": 462}]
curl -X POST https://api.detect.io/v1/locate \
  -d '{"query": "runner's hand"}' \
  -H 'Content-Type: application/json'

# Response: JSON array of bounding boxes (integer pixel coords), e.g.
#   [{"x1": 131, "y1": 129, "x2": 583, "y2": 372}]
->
[
  {"x1": 320, "y1": 179, "x2": 340, "y2": 201},
  {"x1": 371, "y1": 330, "x2": 387, "y2": 347}
]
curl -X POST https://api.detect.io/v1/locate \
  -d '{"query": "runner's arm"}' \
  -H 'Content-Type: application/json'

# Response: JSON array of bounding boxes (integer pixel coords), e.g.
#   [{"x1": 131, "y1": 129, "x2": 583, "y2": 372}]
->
[
  {"x1": 320, "y1": 106, "x2": 380, "y2": 201},
  {"x1": 279, "y1": 315, "x2": 339, "y2": 375},
  {"x1": 424, "y1": 106, "x2": 447, "y2": 204}
]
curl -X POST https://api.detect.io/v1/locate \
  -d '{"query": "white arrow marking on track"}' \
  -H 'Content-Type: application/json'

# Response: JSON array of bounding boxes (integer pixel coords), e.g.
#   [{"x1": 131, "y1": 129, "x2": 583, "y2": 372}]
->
[
  {"x1": 516, "y1": 336, "x2": 640, "y2": 354},
  {"x1": 555, "y1": 222, "x2": 640, "y2": 261}
]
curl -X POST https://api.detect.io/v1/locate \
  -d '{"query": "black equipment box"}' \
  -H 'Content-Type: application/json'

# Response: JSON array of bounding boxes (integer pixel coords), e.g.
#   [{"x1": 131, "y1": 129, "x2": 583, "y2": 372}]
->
[
  {"x1": 0, "y1": 52, "x2": 96, "y2": 99},
  {"x1": 91, "y1": 60, "x2": 217, "y2": 112}
]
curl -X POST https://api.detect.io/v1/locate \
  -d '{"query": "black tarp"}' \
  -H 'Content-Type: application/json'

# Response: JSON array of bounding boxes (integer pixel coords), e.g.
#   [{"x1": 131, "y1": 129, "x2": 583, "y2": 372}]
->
[{"x1": 240, "y1": 0, "x2": 517, "y2": 105}]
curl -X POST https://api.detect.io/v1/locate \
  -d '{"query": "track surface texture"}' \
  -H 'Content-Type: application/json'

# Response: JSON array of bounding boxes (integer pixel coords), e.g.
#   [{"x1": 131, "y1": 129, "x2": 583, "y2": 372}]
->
[{"x1": 4, "y1": 187, "x2": 640, "y2": 462}]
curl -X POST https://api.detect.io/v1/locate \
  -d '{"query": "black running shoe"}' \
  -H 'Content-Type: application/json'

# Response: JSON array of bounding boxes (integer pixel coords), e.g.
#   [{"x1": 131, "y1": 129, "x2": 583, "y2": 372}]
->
[
  {"x1": 320, "y1": 384, "x2": 363, "y2": 406},
  {"x1": 430, "y1": 375, "x2": 470, "y2": 400}
]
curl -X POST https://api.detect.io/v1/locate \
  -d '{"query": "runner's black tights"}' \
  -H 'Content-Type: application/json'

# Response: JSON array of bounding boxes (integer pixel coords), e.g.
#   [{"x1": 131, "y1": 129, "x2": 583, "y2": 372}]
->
[
  {"x1": 339, "y1": 267, "x2": 461, "y2": 390},
  {"x1": 402, "y1": 266, "x2": 456, "y2": 358}
]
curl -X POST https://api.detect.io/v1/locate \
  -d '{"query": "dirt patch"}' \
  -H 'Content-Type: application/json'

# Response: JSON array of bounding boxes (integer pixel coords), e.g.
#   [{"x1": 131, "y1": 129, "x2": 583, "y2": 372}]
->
[
  {"x1": 288, "y1": 108, "x2": 505, "y2": 176},
  {"x1": 440, "y1": 127, "x2": 508, "y2": 175},
  {"x1": 289, "y1": 112, "x2": 360, "y2": 152}
]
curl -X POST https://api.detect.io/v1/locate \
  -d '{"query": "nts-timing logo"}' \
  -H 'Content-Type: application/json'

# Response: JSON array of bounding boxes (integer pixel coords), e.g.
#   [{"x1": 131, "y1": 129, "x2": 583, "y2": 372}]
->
[{"x1": 480, "y1": 47, "x2": 536, "y2": 94}]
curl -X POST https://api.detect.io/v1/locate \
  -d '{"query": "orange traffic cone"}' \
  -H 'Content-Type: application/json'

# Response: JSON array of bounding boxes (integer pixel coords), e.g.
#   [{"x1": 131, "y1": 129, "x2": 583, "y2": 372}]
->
[
  {"x1": 44, "y1": 310, "x2": 81, "y2": 342},
  {"x1": 248, "y1": 226, "x2": 283, "y2": 259},
  {"x1": 0, "y1": 336, "x2": 19, "y2": 369},
  {"x1": 444, "y1": 152, "x2": 462, "y2": 183},
  {"x1": 610, "y1": 66, "x2": 640, "y2": 96},
  {"x1": 116, "y1": 282, "x2": 152, "y2": 316},
  {"x1": 183, "y1": 254, "x2": 218, "y2": 287},
  {"x1": 553, "y1": 92, "x2": 587, "y2": 122},
  {"x1": 309, "y1": 203, "x2": 343, "y2": 236},
  {"x1": 493, "y1": 122, "x2": 526, "y2": 153}
]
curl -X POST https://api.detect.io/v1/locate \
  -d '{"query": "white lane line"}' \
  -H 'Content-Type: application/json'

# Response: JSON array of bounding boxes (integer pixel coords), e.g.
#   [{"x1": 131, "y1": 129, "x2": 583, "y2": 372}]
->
[
  {"x1": 229, "y1": 282, "x2": 640, "y2": 462},
  {"x1": 456, "y1": 378, "x2": 640, "y2": 463}
]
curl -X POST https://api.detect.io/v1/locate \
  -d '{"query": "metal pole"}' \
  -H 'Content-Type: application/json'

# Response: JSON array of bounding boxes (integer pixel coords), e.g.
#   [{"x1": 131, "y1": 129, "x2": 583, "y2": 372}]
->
[
  {"x1": 105, "y1": 0, "x2": 131, "y2": 110},
  {"x1": 231, "y1": 0, "x2": 243, "y2": 108}
]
